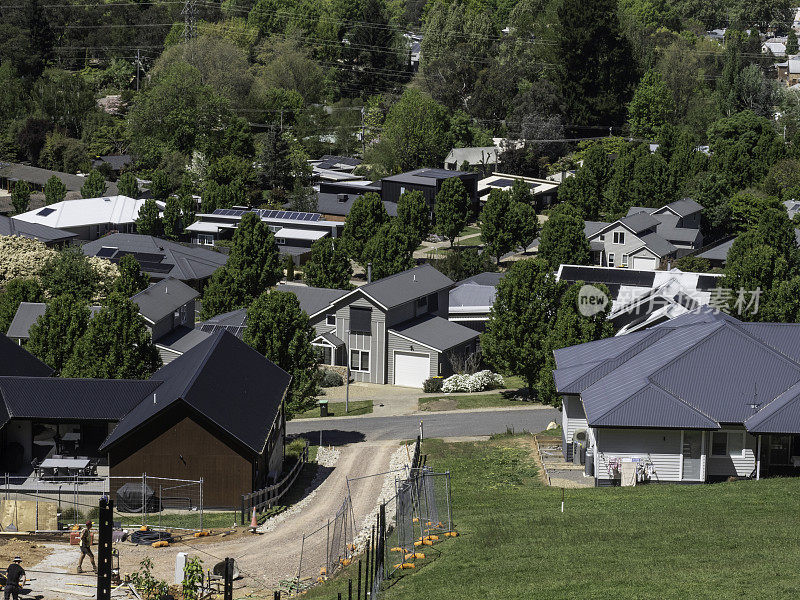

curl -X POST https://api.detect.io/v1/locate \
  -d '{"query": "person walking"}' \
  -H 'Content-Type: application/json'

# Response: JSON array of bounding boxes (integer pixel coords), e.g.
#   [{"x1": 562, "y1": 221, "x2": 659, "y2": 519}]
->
[
  {"x1": 77, "y1": 520, "x2": 96, "y2": 573},
  {"x1": 3, "y1": 557, "x2": 25, "y2": 600}
]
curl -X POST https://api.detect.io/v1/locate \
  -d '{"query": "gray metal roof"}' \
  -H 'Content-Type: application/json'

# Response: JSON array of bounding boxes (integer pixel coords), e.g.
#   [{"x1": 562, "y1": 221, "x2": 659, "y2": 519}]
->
[
  {"x1": 458, "y1": 272, "x2": 505, "y2": 286},
  {"x1": 0, "y1": 161, "x2": 117, "y2": 194},
  {"x1": 155, "y1": 326, "x2": 211, "y2": 354},
  {"x1": 449, "y1": 282, "x2": 497, "y2": 312},
  {"x1": 554, "y1": 309, "x2": 800, "y2": 432},
  {"x1": 7, "y1": 302, "x2": 102, "y2": 340},
  {"x1": 277, "y1": 284, "x2": 349, "y2": 316},
  {"x1": 638, "y1": 232, "x2": 677, "y2": 257},
  {"x1": 389, "y1": 314, "x2": 479, "y2": 352},
  {"x1": 82, "y1": 234, "x2": 228, "y2": 282},
  {"x1": 659, "y1": 198, "x2": 702, "y2": 217},
  {"x1": 360, "y1": 264, "x2": 453, "y2": 310},
  {"x1": 382, "y1": 168, "x2": 470, "y2": 186},
  {"x1": 619, "y1": 212, "x2": 660, "y2": 234},
  {"x1": 584, "y1": 221, "x2": 610, "y2": 237},
  {"x1": 101, "y1": 331, "x2": 290, "y2": 455},
  {"x1": 1, "y1": 215, "x2": 77, "y2": 245},
  {"x1": 131, "y1": 278, "x2": 199, "y2": 324},
  {"x1": 0, "y1": 334, "x2": 53, "y2": 378},
  {"x1": 317, "y1": 331, "x2": 345, "y2": 347},
  {"x1": 316, "y1": 192, "x2": 398, "y2": 217},
  {"x1": 697, "y1": 238, "x2": 734, "y2": 262}
]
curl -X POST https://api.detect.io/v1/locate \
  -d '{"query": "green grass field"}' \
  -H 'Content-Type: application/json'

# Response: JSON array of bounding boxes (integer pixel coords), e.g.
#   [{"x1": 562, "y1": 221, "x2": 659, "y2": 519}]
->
[
  {"x1": 306, "y1": 435, "x2": 800, "y2": 599},
  {"x1": 292, "y1": 400, "x2": 373, "y2": 419},
  {"x1": 419, "y1": 393, "x2": 536, "y2": 411}
]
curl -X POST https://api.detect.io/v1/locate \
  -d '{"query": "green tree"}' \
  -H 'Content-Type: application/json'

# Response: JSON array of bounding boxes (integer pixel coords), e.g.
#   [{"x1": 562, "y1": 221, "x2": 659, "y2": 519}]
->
[
  {"x1": 761, "y1": 276, "x2": 800, "y2": 323},
  {"x1": 482, "y1": 259, "x2": 564, "y2": 393},
  {"x1": 27, "y1": 296, "x2": 91, "y2": 375},
  {"x1": 480, "y1": 189, "x2": 515, "y2": 263},
  {"x1": 674, "y1": 255, "x2": 711, "y2": 273},
  {"x1": 149, "y1": 170, "x2": 172, "y2": 202},
  {"x1": 43, "y1": 175, "x2": 67, "y2": 205},
  {"x1": 243, "y1": 290, "x2": 318, "y2": 417},
  {"x1": 557, "y1": 145, "x2": 612, "y2": 220},
  {"x1": 0, "y1": 278, "x2": 43, "y2": 334},
  {"x1": 727, "y1": 190, "x2": 783, "y2": 234},
  {"x1": 538, "y1": 203, "x2": 592, "y2": 271},
  {"x1": 434, "y1": 178, "x2": 470, "y2": 248},
  {"x1": 39, "y1": 248, "x2": 100, "y2": 302},
  {"x1": 135, "y1": 199, "x2": 163, "y2": 237},
  {"x1": 556, "y1": 0, "x2": 637, "y2": 125},
  {"x1": 114, "y1": 255, "x2": 150, "y2": 298},
  {"x1": 788, "y1": 29, "x2": 799, "y2": 55},
  {"x1": 283, "y1": 255, "x2": 294, "y2": 281},
  {"x1": 510, "y1": 201, "x2": 538, "y2": 250},
  {"x1": 257, "y1": 126, "x2": 295, "y2": 199},
  {"x1": 361, "y1": 223, "x2": 415, "y2": 279},
  {"x1": 80, "y1": 170, "x2": 106, "y2": 198},
  {"x1": 430, "y1": 247, "x2": 496, "y2": 281},
  {"x1": 38, "y1": 132, "x2": 90, "y2": 173},
  {"x1": 162, "y1": 196, "x2": 182, "y2": 240},
  {"x1": 536, "y1": 283, "x2": 614, "y2": 405},
  {"x1": 63, "y1": 294, "x2": 161, "y2": 379},
  {"x1": 11, "y1": 181, "x2": 30, "y2": 214},
  {"x1": 375, "y1": 89, "x2": 451, "y2": 172},
  {"x1": 340, "y1": 193, "x2": 389, "y2": 264},
  {"x1": 117, "y1": 172, "x2": 140, "y2": 198},
  {"x1": 303, "y1": 238, "x2": 353, "y2": 290},
  {"x1": 200, "y1": 212, "x2": 282, "y2": 318},
  {"x1": 628, "y1": 69, "x2": 675, "y2": 139},
  {"x1": 395, "y1": 190, "x2": 430, "y2": 250}
]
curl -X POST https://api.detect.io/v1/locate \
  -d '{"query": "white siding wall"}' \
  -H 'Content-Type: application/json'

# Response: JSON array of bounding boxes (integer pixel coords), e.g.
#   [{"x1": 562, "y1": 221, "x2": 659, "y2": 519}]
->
[
  {"x1": 595, "y1": 428, "x2": 683, "y2": 482},
  {"x1": 562, "y1": 396, "x2": 588, "y2": 444},
  {"x1": 707, "y1": 430, "x2": 757, "y2": 478}
]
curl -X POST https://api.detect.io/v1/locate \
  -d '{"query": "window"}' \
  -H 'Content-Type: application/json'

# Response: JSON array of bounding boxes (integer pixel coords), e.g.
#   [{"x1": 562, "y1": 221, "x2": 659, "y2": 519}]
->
[
  {"x1": 350, "y1": 349, "x2": 370, "y2": 372},
  {"x1": 268, "y1": 225, "x2": 280, "y2": 233},
  {"x1": 712, "y1": 432, "x2": 728, "y2": 456},
  {"x1": 196, "y1": 234, "x2": 214, "y2": 246},
  {"x1": 608, "y1": 253, "x2": 615, "y2": 267},
  {"x1": 621, "y1": 254, "x2": 628, "y2": 267},
  {"x1": 417, "y1": 296, "x2": 427, "y2": 309},
  {"x1": 599, "y1": 234, "x2": 605, "y2": 241},
  {"x1": 613, "y1": 231, "x2": 625, "y2": 244},
  {"x1": 276, "y1": 237, "x2": 286, "y2": 245},
  {"x1": 314, "y1": 344, "x2": 333, "y2": 365},
  {"x1": 326, "y1": 314, "x2": 336, "y2": 326},
  {"x1": 350, "y1": 307, "x2": 372, "y2": 333}
]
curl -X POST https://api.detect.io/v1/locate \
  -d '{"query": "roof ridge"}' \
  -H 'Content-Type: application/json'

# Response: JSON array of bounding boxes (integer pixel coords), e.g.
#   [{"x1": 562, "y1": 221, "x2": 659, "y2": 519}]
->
[
  {"x1": 744, "y1": 376, "x2": 800, "y2": 427},
  {"x1": 362, "y1": 263, "x2": 446, "y2": 289}
]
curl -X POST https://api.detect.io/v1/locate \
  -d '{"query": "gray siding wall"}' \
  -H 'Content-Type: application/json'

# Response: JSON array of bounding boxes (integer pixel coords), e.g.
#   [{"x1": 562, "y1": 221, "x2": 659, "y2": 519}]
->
[
  {"x1": 311, "y1": 314, "x2": 336, "y2": 337},
  {"x1": 595, "y1": 428, "x2": 682, "y2": 482},
  {"x1": 592, "y1": 225, "x2": 647, "y2": 267},
  {"x1": 386, "y1": 332, "x2": 438, "y2": 385},
  {"x1": 149, "y1": 317, "x2": 172, "y2": 342},
  {"x1": 335, "y1": 295, "x2": 386, "y2": 383},
  {"x1": 562, "y1": 396, "x2": 588, "y2": 445}
]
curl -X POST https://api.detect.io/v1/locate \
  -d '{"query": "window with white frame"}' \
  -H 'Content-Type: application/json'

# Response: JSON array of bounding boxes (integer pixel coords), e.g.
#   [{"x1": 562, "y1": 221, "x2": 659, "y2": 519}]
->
[
  {"x1": 277, "y1": 237, "x2": 286, "y2": 245},
  {"x1": 621, "y1": 254, "x2": 628, "y2": 267},
  {"x1": 326, "y1": 314, "x2": 336, "y2": 326},
  {"x1": 613, "y1": 231, "x2": 625, "y2": 244},
  {"x1": 712, "y1": 431, "x2": 746, "y2": 456},
  {"x1": 608, "y1": 253, "x2": 615, "y2": 267},
  {"x1": 313, "y1": 343, "x2": 333, "y2": 365},
  {"x1": 599, "y1": 234, "x2": 605, "y2": 241},
  {"x1": 350, "y1": 349, "x2": 370, "y2": 372}
]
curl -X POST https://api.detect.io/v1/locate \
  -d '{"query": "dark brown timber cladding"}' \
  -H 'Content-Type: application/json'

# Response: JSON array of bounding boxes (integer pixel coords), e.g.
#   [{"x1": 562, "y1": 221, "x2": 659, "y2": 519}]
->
[{"x1": 109, "y1": 415, "x2": 253, "y2": 509}]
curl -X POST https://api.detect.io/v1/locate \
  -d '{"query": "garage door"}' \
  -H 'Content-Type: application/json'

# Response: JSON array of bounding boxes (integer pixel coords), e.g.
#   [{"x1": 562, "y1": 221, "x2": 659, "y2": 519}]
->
[
  {"x1": 632, "y1": 256, "x2": 657, "y2": 270},
  {"x1": 394, "y1": 351, "x2": 430, "y2": 388}
]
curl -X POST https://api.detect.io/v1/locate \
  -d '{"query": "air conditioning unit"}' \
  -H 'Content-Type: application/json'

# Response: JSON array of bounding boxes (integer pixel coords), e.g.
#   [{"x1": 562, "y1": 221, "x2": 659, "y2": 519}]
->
[{"x1": 574, "y1": 429, "x2": 588, "y2": 444}]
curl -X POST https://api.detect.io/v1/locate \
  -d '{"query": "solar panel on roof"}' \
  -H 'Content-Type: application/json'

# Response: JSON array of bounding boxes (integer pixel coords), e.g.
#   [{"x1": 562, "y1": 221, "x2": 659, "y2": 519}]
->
[
  {"x1": 95, "y1": 247, "x2": 117, "y2": 258},
  {"x1": 139, "y1": 261, "x2": 174, "y2": 274},
  {"x1": 490, "y1": 178, "x2": 515, "y2": 187},
  {"x1": 132, "y1": 252, "x2": 165, "y2": 263},
  {"x1": 37, "y1": 207, "x2": 56, "y2": 216}
]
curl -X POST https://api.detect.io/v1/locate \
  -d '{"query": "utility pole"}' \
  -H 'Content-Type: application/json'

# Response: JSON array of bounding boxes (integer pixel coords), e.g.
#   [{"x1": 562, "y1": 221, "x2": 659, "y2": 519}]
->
[
  {"x1": 182, "y1": 0, "x2": 197, "y2": 43},
  {"x1": 134, "y1": 49, "x2": 142, "y2": 92},
  {"x1": 361, "y1": 107, "x2": 366, "y2": 156}
]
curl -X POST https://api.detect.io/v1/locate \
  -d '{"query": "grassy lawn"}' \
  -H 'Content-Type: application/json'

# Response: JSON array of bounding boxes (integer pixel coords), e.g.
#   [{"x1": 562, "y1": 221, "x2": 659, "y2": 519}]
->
[
  {"x1": 292, "y1": 400, "x2": 373, "y2": 419},
  {"x1": 369, "y1": 437, "x2": 800, "y2": 599},
  {"x1": 501, "y1": 374, "x2": 526, "y2": 390},
  {"x1": 458, "y1": 225, "x2": 481, "y2": 237},
  {"x1": 454, "y1": 235, "x2": 484, "y2": 247},
  {"x1": 419, "y1": 393, "x2": 536, "y2": 411}
]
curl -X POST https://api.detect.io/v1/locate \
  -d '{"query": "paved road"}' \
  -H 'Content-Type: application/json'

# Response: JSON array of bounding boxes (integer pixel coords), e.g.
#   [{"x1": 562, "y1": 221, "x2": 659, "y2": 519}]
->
[{"x1": 288, "y1": 407, "x2": 561, "y2": 444}]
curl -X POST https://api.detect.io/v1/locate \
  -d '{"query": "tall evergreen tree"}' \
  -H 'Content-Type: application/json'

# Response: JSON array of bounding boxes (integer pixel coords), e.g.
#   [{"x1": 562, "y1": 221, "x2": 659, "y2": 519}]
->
[
  {"x1": 243, "y1": 290, "x2": 318, "y2": 417},
  {"x1": 62, "y1": 294, "x2": 161, "y2": 379},
  {"x1": 361, "y1": 223, "x2": 415, "y2": 279},
  {"x1": 303, "y1": 238, "x2": 354, "y2": 290},
  {"x1": 200, "y1": 212, "x2": 282, "y2": 318},
  {"x1": 11, "y1": 181, "x2": 30, "y2": 214},
  {"x1": 39, "y1": 247, "x2": 100, "y2": 302},
  {"x1": 27, "y1": 296, "x2": 91, "y2": 375},
  {"x1": 434, "y1": 178, "x2": 470, "y2": 247},
  {"x1": 395, "y1": 190, "x2": 431, "y2": 250},
  {"x1": 80, "y1": 170, "x2": 106, "y2": 198},
  {"x1": 538, "y1": 203, "x2": 591, "y2": 270},
  {"x1": 135, "y1": 198, "x2": 163, "y2": 236},
  {"x1": 162, "y1": 196, "x2": 182, "y2": 240},
  {"x1": 788, "y1": 29, "x2": 799, "y2": 56},
  {"x1": 0, "y1": 278, "x2": 43, "y2": 333},
  {"x1": 44, "y1": 175, "x2": 66, "y2": 205},
  {"x1": 480, "y1": 189, "x2": 516, "y2": 263},
  {"x1": 117, "y1": 172, "x2": 139, "y2": 198},
  {"x1": 340, "y1": 193, "x2": 389, "y2": 264},
  {"x1": 556, "y1": 0, "x2": 637, "y2": 126},
  {"x1": 113, "y1": 255, "x2": 150, "y2": 298}
]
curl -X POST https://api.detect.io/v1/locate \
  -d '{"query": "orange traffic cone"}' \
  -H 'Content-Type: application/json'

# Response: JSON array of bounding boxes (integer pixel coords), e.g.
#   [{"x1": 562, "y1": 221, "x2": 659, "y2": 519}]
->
[{"x1": 250, "y1": 507, "x2": 258, "y2": 532}]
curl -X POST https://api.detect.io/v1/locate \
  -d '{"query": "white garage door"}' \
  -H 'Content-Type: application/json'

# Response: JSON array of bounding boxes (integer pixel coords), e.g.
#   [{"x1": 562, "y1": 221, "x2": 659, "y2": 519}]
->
[
  {"x1": 394, "y1": 351, "x2": 430, "y2": 388},
  {"x1": 632, "y1": 256, "x2": 657, "y2": 270}
]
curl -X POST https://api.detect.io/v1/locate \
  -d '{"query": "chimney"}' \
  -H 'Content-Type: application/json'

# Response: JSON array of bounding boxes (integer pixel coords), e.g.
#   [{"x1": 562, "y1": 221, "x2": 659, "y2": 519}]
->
[
  {"x1": 367, "y1": 263, "x2": 372, "y2": 283},
  {"x1": 153, "y1": 393, "x2": 157, "y2": 404},
  {"x1": 413, "y1": 274, "x2": 417, "y2": 282}
]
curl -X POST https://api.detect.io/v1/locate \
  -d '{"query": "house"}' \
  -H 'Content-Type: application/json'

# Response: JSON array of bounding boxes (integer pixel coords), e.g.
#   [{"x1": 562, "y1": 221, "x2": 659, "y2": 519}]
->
[
  {"x1": 697, "y1": 228, "x2": 800, "y2": 268},
  {"x1": 763, "y1": 37, "x2": 787, "y2": 56},
  {"x1": 448, "y1": 272, "x2": 505, "y2": 332},
  {"x1": 82, "y1": 234, "x2": 228, "y2": 288},
  {"x1": 585, "y1": 214, "x2": 677, "y2": 270},
  {"x1": 13, "y1": 196, "x2": 163, "y2": 241},
  {"x1": 777, "y1": 55, "x2": 800, "y2": 85},
  {"x1": 380, "y1": 169, "x2": 480, "y2": 214},
  {"x1": 403, "y1": 32, "x2": 422, "y2": 71},
  {"x1": 309, "y1": 156, "x2": 364, "y2": 184},
  {"x1": 315, "y1": 181, "x2": 394, "y2": 221},
  {"x1": 444, "y1": 147, "x2": 500, "y2": 174},
  {"x1": 0, "y1": 162, "x2": 117, "y2": 198},
  {"x1": 198, "y1": 266, "x2": 482, "y2": 388},
  {"x1": 185, "y1": 207, "x2": 343, "y2": 264},
  {"x1": 7, "y1": 303, "x2": 103, "y2": 344},
  {"x1": 91, "y1": 155, "x2": 133, "y2": 174},
  {"x1": 784, "y1": 199, "x2": 800, "y2": 220},
  {"x1": 0, "y1": 214, "x2": 77, "y2": 246},
  {"x1": 625, "y1": 199, "x2": 704, "y2": 254},
  {"x1": 556, "y1": 265, "x2": 722, "y2": 334},
  {"x1": 0, "y1": 330, "x2": 288, "y2": 508},
  {"x1": 554, "y1": 308, "x2": 800, "y2": 485},
  {"x1": 478, "y1": 173, "x2": 560, "y2": 210}
]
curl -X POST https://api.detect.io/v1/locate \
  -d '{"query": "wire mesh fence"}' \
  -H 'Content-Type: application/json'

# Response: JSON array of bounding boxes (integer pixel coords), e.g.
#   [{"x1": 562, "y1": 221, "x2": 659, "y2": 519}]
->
[{"x1": 0, "y1": 473, "x2": 203, "y2": 532}]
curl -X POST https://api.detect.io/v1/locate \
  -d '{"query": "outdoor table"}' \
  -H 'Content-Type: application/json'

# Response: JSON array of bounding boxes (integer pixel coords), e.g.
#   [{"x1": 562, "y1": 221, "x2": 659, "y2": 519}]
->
[{"x1": 39, "y1": 457, "x2": 91, "y2": 476}]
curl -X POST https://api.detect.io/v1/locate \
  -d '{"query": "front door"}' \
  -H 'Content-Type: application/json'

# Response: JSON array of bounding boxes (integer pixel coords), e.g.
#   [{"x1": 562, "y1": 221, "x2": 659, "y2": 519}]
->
[{"x1": 682, "y1": 430, "x2": 703, "y2": 480}]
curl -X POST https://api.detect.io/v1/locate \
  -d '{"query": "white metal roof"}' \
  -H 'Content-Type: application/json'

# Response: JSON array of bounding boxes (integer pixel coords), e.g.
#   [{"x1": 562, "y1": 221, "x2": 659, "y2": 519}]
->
[
  {"x1": 275, "y1": 228, "x2": 328, "y2": 241},
  {"x1": 185, "y1": 221, "x2": 222, "y2": 233},
  {"x1": 13, "y1": 196, "x2": 163, "y2": 229}
]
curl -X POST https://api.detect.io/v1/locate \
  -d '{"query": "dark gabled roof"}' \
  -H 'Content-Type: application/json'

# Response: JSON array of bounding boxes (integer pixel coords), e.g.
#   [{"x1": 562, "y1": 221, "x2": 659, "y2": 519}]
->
[
  {"x1": 100, "y1": 331, "x2": 290, "y2": 455},
  {"x1": 155, "y1": 326, "x2": 211, "y2": 354},
  {"x1": 359, "y1": 264, "x2": 453, "y2": 310},
  {"x1": 132, "y1": 278, "x2": 199, "y2": 325},
  {"x1": 591, "y1": 383, "x2": 719, "y2": 429},
  {"x1": 316, "y1": 192, "x2": 398, "y2": 217},
  {"x1": 0, "y1": 161, "x2": 117, "y2": 195},
  {"x1": 584, "y1": 221, "x2": 610, "y2": 237},
  {"x1": 619, "y1": 212, "x2": 660, "y2": 234},
  {"x1": 389, "y1": 314, "x2": 479, "y2": 352},
  {"x1": 7, "y1": 302, "x2": 102, "y2": 340},
  {"x1": 276, "y1": 284, "x2": 349, "y2": 316},
  {"x1": 382, "y1": 168, "x2": 471, "y2": 186},
  {"x1": 697, "y1": 238, "x2": 735, "y2": 262},
  {"x1": 657, "y1": 198, "x2": 703, "y2": 218},
  {"x1": 746, "y1": 381, "x2": 800, "y2": 433},
  {"x1": 315, "y1": 331, "x2": 345, "y2": 347},
  {"x1": 637, "y1": 232, "x2": 677, "y2": 257},
  {"x1": 197, "y1": 308, "x2": 247, "y2": 338},
  {"x1": 0, "y1": 377, "x2": 159, "y2": 429},
  {"x1": 458, "y1": 272, "x2": 505, "y2": 286},
  {"x1": 1, "y1": 215, "x2": 77, "y2": 244},
  {"x1": 0, "y1": 334, "x2": 53, "y2": 377},
  {"x1": 82, "y1": 234, "x2": 228, "y2": 282}
]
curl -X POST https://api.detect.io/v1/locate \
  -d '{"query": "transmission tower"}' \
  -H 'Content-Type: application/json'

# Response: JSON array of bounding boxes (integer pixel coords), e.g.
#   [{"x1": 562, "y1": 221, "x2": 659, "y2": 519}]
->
[{"x1": 181, "y1": 0, "x2": 197, "y2": 43}]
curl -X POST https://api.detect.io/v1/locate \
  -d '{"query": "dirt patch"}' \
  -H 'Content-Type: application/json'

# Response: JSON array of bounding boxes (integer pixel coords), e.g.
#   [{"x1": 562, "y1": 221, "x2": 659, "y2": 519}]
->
[
  {"x1": 420, "y1": 397, "x2": 458, "y2": 412},
  {"x1": 0, "y1": 538, "x2": 52, "y2": 566}
]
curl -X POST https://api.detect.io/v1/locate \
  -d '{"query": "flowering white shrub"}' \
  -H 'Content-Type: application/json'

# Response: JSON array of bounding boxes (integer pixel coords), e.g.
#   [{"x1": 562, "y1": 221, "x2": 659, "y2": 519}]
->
[{"x1": 441, "y1": 370, "x2": 504, "y2": 393}]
